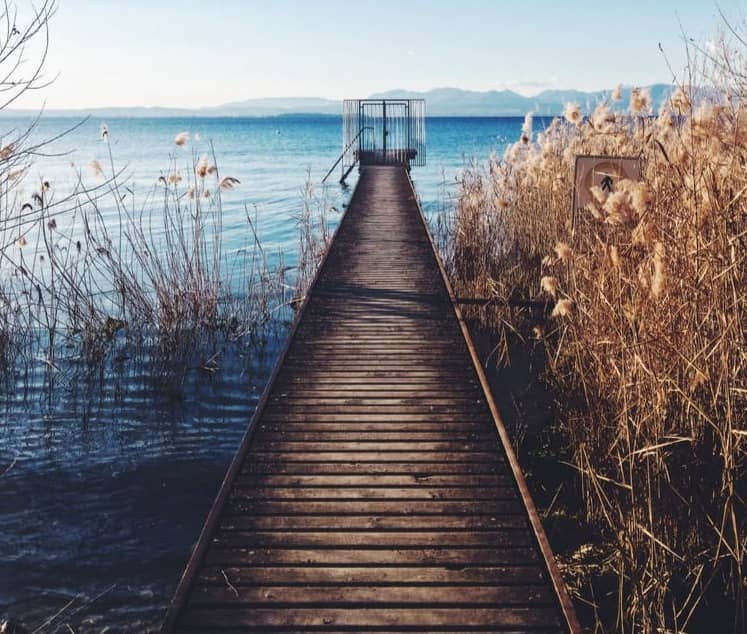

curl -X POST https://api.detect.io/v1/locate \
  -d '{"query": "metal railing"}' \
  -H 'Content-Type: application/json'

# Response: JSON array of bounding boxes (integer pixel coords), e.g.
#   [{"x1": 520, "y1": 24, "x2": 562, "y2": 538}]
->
[
  {"x1": 348, "y1": 99, "x2": 426, "y2": 169},
  {"x1": 321, "y1": 127, "x2": 371, "y2": 184},
  {"x1": 355, "y1": 99, "x2": 425, "y2": 168},
  {"x1": 324, "y1": 99, "x2": 425, "y2": 184}
]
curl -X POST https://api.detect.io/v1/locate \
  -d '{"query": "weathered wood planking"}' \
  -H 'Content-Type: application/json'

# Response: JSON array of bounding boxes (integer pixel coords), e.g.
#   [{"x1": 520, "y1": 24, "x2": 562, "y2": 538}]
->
[{"x1": 162, "y1": 166, "x2": 580, "y2": 633}]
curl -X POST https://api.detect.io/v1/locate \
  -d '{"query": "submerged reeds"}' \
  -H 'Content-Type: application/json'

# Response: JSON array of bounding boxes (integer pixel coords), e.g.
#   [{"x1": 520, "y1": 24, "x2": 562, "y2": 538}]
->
[
  {"x1": 0, "y1": 123, "x2": 334, "y2": 392},
  {"x1": 447, "y1": 32, "x2": 746, "y2": 634}
]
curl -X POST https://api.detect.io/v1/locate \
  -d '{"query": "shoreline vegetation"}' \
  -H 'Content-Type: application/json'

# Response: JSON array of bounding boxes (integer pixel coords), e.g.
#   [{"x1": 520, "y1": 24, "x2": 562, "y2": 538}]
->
[
  {"x1": 0, "y1": 0, "x2": 301, "y2": 382},
  {"x1": 444, "y1": 28, "x2": 746, "y2": 634},
  {"x1": 0, "y1": 8, "x2": 336, "y2": 384},
  {"x1": 0, "y1": 124, "x2": 334, "y2": 386}
]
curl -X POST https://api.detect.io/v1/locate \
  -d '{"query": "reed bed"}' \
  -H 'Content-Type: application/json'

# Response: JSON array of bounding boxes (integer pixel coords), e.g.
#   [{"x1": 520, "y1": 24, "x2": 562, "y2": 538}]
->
[
  {"x1": 0, "y1": 2, "x2": 337, "y2": 391},
  {"x1": 0, "y1": 123, "x2": 314, "y2": 389},
  {"x1": 447, "y1": 40, "x2": 746, "y2": 633}
]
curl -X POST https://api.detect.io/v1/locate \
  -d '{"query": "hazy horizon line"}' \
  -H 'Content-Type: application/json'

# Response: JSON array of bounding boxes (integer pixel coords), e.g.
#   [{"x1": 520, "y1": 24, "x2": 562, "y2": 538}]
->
[{"x1": 4, "y1": 83, "x2": 675, "y2": 114}]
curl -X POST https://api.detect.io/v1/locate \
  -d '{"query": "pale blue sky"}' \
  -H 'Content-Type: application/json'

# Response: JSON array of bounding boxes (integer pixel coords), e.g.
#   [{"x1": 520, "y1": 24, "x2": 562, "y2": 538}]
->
[{"x1": 16, "y1": 0, "x2": 746, "y2": 109}]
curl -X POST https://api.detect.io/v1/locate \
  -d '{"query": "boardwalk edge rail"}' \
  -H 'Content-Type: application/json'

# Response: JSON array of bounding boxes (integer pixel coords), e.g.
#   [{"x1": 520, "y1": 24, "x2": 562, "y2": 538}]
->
[
  {"x1": 405, "y1": 169, "x2": 582, "y2": 634},
  {"x1": 160, "y1": 181, "x2": 364, "y2": 633}
]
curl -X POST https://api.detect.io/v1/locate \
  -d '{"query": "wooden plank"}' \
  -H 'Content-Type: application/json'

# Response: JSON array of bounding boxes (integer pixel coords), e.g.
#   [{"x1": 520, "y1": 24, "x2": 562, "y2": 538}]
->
[
  {"x1": 245, "y1": 452, "x2": 504, "y2": 462},
  {"x1": 240, "y1": 461, "x2": 508, "y2": 475},
  {"x1": 179, "y1": 607, "x2": 564, "y2": 629},
  {"x1": 196, "y1": 565, "x2": 549, "y2": 586},
  {"x1": 269, "y1": 389, "x2": 484, "y2": 398},
  {"x1": 275, "y1": 371, "x2": 472, "y2": 379},
  {"x1": 267, "y1": 399, "x2": 487, "y2": 408},
  {"x1": 261, "y1": 407, "x2": 491, "y2": 415},
  {"x1": 228, "y1": 486, "x2": 517, "y2": 500},
  {"x1": 258, "y1": 413, "x2": 490, "y2": 422},
  {"x1": 202, "y1": 547, "x2": 540, "y2": 567},
  {"x1": 252, "y1": 432, "x2": 495, "y2": 442},
  {"x1": 219, "y1": 515, "x2": 527, "y2": 531},
  {"x1": 234, "y1": 474, "x2": 511, "y2": 487},
  {"x1": 250, "y1": 442, "x2": 495, "y2": 453},
  {"x1": 254, "y1": 422, "x2": 491, "y2": 432},
  {"x1": 211, "y1": 530, "x2": 532, "y2": 548},
  {"x1": 189, "y1": 584, "x2": 557, "y2": 605},
  {"x1": 224, "y1": 500, "x2": 525, "y2": 516},
  {"x1": 270, "y1": 385, "x2": 481, "y2": 393}
]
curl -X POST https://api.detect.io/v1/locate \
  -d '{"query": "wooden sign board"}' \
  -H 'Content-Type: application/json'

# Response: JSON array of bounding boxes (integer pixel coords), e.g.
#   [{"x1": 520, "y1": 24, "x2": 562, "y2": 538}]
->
[{"x1": 573, "y1": 155, "x2": 642, "y2": 225}]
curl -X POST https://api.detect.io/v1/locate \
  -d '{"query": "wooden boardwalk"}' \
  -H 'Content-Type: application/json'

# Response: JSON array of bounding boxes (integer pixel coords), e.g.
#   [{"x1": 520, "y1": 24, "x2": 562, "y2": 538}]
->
[{"x1": 163, "y1": 166, "x2": 580, "y2": 632}]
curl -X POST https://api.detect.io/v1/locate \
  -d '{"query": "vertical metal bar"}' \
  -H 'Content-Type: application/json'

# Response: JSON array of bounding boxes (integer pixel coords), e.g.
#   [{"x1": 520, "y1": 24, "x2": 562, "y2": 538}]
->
[
  {"x1": 342, "y1": 100, "x2": 347, "y2": 179},
  {"x1": 358, "y1": 101, "x2": 363, "y2": 165},
  {"x1": 407, "y1": 99, "x2": 417, "y2": 167},
  {"x1": 382, "y1": 100, "x2": 387, "y2": 162},
  {"x1": 398, "y1": 102, "x2": 402, "y2": 165},
  {"x1": 345, "y1": 100, "x2": 350, "y2": 174},
  {"x1": 397, "y1": 104, "x2": 404, "y2": 165},
  {"x1": 422, "y1": 99, "x2": 426, "y2": 166},
  {"x1": 395, "y1": 103, "x2": 399, "y2": 165}
]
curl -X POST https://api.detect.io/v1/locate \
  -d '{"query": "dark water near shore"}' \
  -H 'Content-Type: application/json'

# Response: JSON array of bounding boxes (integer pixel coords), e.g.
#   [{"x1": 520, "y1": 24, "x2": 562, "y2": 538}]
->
[
  {"x1": 0, "y1": 115, "x2": 538, "y2": 632},
  {"x1": 0, "y1": 331, "x2": 287, "y2": 631},
  {"x1": 1, "y1": 321, "x2": 555, "y2": 634}
]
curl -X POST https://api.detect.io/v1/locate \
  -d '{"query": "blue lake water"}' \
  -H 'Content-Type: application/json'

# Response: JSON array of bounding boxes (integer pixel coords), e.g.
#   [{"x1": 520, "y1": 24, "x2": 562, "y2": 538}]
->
[
  {"x1": 0, "y1": 115, "x2": 538, "y2": 632},
  {"x1": 12, "y1": 115, "x2": 532, "y2": 260}
]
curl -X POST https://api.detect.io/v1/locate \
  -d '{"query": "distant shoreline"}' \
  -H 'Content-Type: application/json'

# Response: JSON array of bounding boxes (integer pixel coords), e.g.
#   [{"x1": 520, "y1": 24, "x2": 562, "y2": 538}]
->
[{"x1": 0, "y1": 84, "x2": 674, "y2": 120}]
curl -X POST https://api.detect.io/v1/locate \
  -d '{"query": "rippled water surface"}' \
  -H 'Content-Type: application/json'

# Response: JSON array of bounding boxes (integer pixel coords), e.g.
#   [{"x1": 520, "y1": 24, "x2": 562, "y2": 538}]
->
[
  {"x1": 0, "y1": 115, "x2": 532, "y2": 632},
  {"x1": 0, "y1": 331, "x2": 287, "y2": 632}
]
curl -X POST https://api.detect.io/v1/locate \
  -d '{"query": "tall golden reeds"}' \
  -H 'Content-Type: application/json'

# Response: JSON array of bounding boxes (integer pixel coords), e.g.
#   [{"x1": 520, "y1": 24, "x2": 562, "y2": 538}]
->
[{"x1": 448, "y1": 35, "x2": 746, "y2": 634}]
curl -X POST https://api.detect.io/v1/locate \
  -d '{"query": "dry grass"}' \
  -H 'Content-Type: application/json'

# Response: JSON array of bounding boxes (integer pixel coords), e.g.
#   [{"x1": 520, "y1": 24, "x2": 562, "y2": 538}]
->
[{"x1": 447, "y1": 38, "x2": 746, "y2": 633}]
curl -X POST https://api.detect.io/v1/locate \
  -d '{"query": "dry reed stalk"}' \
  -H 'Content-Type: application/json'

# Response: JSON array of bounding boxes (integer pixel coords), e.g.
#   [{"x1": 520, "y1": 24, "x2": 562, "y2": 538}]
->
[{"x1": 292, "y1": 168, "x2": 333, "y2": 304}]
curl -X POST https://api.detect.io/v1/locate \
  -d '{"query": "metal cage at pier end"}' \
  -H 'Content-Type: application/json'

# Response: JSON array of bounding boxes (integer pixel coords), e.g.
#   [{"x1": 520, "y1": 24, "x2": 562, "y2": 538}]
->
[{"x1": 329, "y1": 99, "x2": 425, "y2": 184}]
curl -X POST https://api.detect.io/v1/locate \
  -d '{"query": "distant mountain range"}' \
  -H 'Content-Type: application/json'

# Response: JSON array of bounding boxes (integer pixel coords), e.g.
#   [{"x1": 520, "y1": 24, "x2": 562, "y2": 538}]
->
[
  {"x1": 368, "y1": 85, "x2": 673, "y2": 116},
  {"x1": 2, "y1": 85, "x2": 674, "y2": 118}
]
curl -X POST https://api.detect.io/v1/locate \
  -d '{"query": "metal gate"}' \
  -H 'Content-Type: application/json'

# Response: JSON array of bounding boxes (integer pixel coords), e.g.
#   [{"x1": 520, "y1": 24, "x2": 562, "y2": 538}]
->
[{"x1": 339, "y1": 99, "x2": 425, "y2": 180}]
